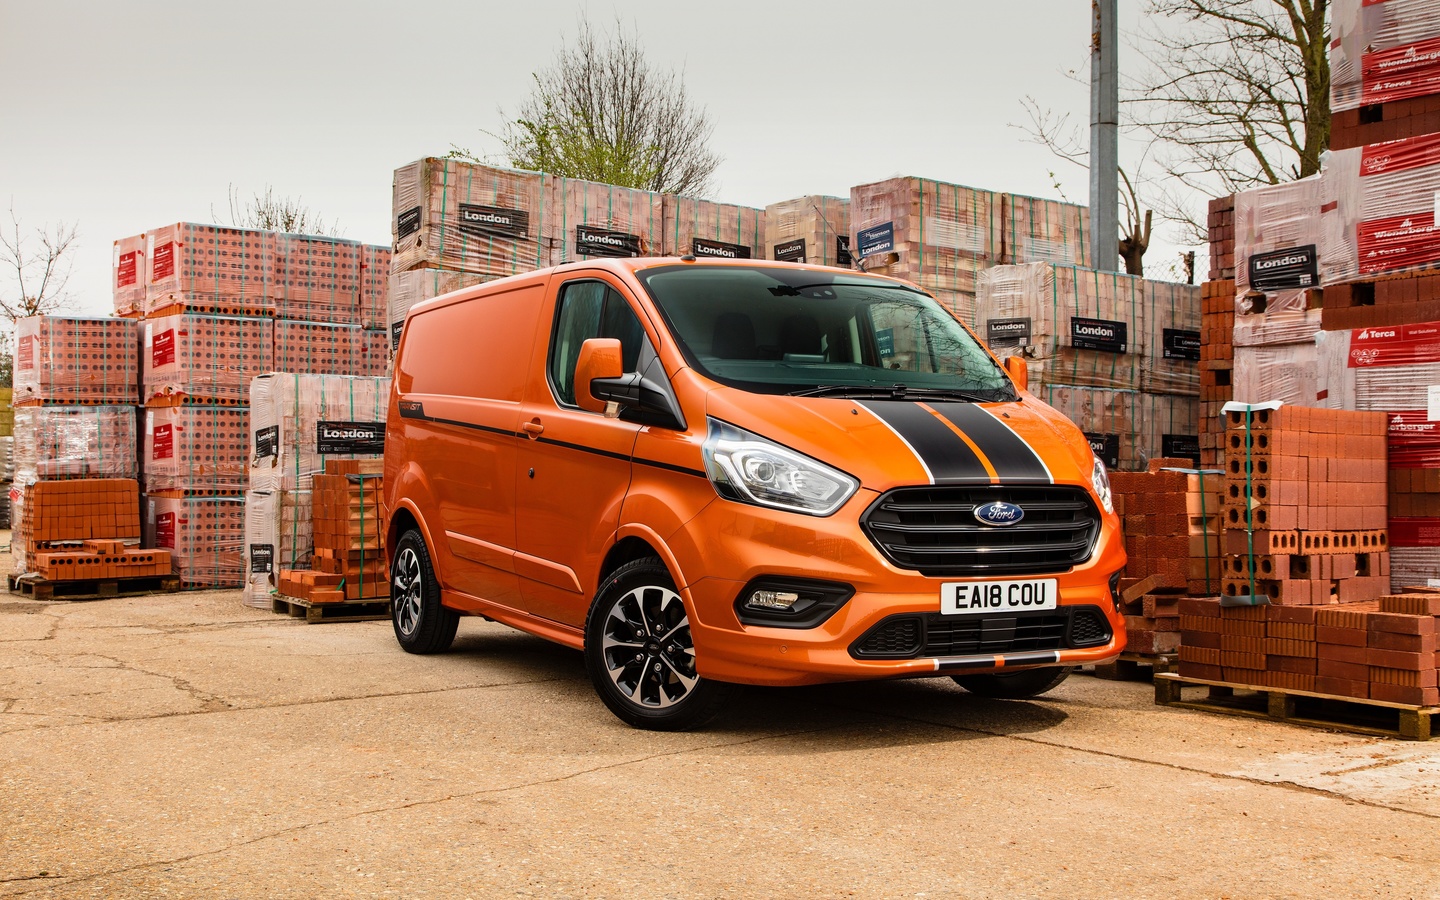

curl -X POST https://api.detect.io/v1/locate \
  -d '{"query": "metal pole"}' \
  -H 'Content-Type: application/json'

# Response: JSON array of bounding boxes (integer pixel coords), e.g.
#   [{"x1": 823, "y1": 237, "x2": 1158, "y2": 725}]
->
[{"x1": 1089, "y1": 0, "x2": 1119, "y2": 272}]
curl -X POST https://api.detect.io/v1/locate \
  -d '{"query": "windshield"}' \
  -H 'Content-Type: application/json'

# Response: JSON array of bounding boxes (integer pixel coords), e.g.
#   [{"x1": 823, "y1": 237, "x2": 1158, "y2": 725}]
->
[{"x1": 636, "y1": 264, "x2": 1016, "y2": 400}]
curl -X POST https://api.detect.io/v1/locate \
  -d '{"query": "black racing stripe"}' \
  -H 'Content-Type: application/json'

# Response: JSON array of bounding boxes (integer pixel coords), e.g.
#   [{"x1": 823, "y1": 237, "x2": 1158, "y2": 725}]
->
[
  {"x1": 534, "y1": 435, "x2": 631, "y2": 463},
  {"x1": 634, "y1": 457, "x2": 707, "y2": 479},
  {"x1": 860, "y1": 401, "x2": 991, "y2": 482},
  {"x1": 929, "y1": 403, "x2": 1052, "y2": 483}
]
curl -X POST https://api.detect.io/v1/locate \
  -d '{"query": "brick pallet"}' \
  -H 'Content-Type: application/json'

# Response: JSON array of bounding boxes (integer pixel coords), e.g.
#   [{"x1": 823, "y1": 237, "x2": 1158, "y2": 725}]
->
[
  {"x1": 764, "y1": 196, "x2": 851, "y2": 267},
  {"x1": 1110, "y1": 459, "x2": 1224, "y2": 596},
  {"x1": 8, "y1": 480, "x2": 170, "y2": 585},
  {"x1": 1199, "y1": 281, "x2": 1235, "y2": 469},
  {"x1": 12, "y1": 316, "x2": 139, "y2": 406},
  {"x1": 310, "y1": 460, "x2": 388, "y2": 602}
]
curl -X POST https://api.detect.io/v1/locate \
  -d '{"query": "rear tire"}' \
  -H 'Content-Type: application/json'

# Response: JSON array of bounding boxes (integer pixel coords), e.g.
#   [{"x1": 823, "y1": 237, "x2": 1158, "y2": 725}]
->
[
  {"x1": 584, "y1": 557, "x2": 732, "y2": 731},
  {"x1": 952, "y1": 666, "x2": 1071, "y2": 699},
  {"x1": 390, "y1": 529, "x2": 459, "y2": 654}
]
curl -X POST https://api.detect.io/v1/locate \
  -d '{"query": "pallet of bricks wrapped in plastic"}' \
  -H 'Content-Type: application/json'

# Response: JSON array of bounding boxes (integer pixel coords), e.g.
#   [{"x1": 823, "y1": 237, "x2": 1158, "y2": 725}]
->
[
  {"x1": 1098, "y1": 458, "x2": 1224, "y2": 676},
  {"x1": 1153, "y1": 404, "x2": 1440, "y2": 739},
  {"x1": 243, "y1": 373, "x2": 390, "y2": 612},
  {"x1": 662, "y1": 195, "x2": 765, "y2": 260},
  {"x1": 765, "y1": 196, "x2": 852, "y2": 267},
  {"x1": 272, "y1": 460, "x2": 388, "y2": 623},
  {"x1": 976, "y1": 263, "x2": 1201, "y2": 470}
]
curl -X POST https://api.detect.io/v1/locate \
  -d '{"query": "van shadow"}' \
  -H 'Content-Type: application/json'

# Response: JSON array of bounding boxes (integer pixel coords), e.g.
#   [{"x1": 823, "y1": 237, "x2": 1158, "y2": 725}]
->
[{"x1": 448, "y1": 625, "x2": 1069, "y2": 752}]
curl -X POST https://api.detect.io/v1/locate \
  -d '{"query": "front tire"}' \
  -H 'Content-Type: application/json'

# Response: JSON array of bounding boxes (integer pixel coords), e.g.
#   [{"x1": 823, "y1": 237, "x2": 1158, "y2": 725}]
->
[
  {"x1": 390, "y1": 529, "x2": 459, "y2": 654},
  {"x1": 584, "y1": 558, "x2": 732, "y2": 731},
  {"x1": 952, "y1": 666, "x2": 1071, "y2": 699}
]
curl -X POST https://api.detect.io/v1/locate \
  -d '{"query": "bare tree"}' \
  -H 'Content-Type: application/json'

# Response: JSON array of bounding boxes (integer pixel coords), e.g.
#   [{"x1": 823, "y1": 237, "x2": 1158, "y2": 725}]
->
[
  {"x1": 1134, "y1": 0, "x2": 1329, "y2": 193},
  {"x1": 1015, "y1": 97, "x2": 1157, "y2": 276},
  {"x1": 0, "y1": 205, "x2": 76, "y2": 322},
  {"x1": 487, "y1": 15, "x2": 721, "y2": 196},
  {"x1": 216, "y1": 184, "x2": 340, "y2": 235}
]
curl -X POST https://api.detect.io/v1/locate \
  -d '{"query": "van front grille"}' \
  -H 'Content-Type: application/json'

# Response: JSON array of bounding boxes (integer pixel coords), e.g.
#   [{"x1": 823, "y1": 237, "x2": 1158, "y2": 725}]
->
[
  {"x1": 861, "y1": 485, "x2": 1100, "y2": 577},
  {"x1": 850, "y1": 606, "x2": 1113, "y2": 659}
]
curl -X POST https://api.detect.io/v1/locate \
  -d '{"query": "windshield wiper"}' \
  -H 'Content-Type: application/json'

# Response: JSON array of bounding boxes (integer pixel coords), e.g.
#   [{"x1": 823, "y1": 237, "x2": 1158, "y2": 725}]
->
[{"x1": 787, "y1": 384, "x2": 1011, "y2": 403}]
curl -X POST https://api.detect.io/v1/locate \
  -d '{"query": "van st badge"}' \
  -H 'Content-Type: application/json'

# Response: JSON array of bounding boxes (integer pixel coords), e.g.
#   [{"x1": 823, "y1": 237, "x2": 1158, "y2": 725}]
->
[{"x1": 974, "y1": 501, "x2": 1025, "y2": 527}]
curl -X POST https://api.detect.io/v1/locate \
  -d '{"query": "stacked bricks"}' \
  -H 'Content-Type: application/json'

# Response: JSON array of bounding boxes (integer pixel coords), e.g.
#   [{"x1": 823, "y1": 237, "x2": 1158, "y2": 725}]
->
[
  {"x1": 1221, "y1": 405, "x2": 1391, "y2": 604},
  {"x1": 1117, "y1": 588, "x2": 1186, "y2": 657},
  {"x1": 1330, "y1": 0, "x2": 1440, "y2": 151},
  {"x1": 1180, "y1": 593, "x2": 1440, "y2": 705},
  {"x1": 996, "y1": 193, "x2": 1089, "y2": 268},
  {"x1": 391, "y1": 158, "x2": 549, "y2": 278},
  {"x1": 143, "y1": 406, "x2": 250, "y2": 495},
  {"x1": 1199, "y1": 281, "x2": 1235, "y2": 469},
  {"x1": 11, "y1": 407, "x2": 136, "y2": 484},
  {"x1": 1035, "y1": 386, "x2": 1198, "y2": 472},
  {"x1": 113, "y1": 234, "x2": 146, "y2": 317},
  {"x1": 764, "y1": 196, "x2": 852, "y2": 267},
  {"x1": 1206, "y1": 195, "x2": 1235, "y2": 281},
  {"x1": 10, "y1": 479, "x2": 169, "y2": 580},
  {"x1": 309, "y1": 460, "x2": 387, "y2": 602},
  {"x1": 272, "y1": 233, "x2": 362, "y2": 324},
  {"x1": 143, "y1": 314, "x2": 275, "y2": 405},
  {"x1": 274, "y1": 320, "x2": 365, "y2": 377},
  {"x1": 145, "y1": 223, "x2": 277, "y2": 316},
  {"x1": 662, "y1": 196, "x2": 766, "y2": 261},
  {"x1": 150, "y1": 495, "x2": 245, "y2": 588},
  {"x1": 1109, "y1": 458, "x2": 1224, "y2": 596},
  {"x1": 544, "y1": 176, "x2": 665, "y2": 267},
  {"x1": 12, "y1": 316, "x2": 138, "y2": 406}
]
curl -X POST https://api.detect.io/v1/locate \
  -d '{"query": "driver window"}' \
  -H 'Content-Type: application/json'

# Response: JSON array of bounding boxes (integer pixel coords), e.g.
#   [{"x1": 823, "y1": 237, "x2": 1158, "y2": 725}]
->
[{"x1": 549, "y1": 281, "x2": 645, "y2": 407}]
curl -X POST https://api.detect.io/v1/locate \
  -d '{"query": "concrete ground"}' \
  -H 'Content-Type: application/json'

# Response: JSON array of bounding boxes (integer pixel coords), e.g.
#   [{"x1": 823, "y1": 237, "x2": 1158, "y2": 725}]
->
[{"x1": 2, "y1": 584, "x2": 1439, "y2": 899}]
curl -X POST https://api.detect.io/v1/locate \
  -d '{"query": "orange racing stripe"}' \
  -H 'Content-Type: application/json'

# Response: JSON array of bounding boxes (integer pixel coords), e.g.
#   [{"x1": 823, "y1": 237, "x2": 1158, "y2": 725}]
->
[{"x1": 917, "y1": 402, "x2": 999, "y2": 482}]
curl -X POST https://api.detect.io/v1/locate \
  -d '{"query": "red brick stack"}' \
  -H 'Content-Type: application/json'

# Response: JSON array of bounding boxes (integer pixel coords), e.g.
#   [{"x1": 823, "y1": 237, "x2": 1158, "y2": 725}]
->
[
  {"x1": 1206, "y1": 195, "x2": 1234, "y2": 282},
  {"x1": 1220, "y1": 405, "x2": 1391, "y2": 605},
  {"x1": 1110, "y1": 459, "x2": 1223, "y2": 594},
  {"x1": 1330, "y1": 0, "x2": 1440, "y2": 151},
  {"x1": 278, "y1": 459, "x2": 386, "y2": 605},
  {"x1": 1199, "y1": 280, "x2": 1235, "y2": 469}
]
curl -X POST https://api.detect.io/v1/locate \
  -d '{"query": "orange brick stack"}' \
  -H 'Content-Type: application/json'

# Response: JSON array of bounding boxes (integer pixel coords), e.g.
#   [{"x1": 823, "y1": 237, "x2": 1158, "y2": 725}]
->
[
  {"x1": 144, "y1": 223, "x2": 277, "y2": 317},
  {"x1": 151, "y1": 496, "x2": 245, "y2": 588},
  {"x1": 1109, "y1": 458, "x2": 1224, "y2": 595},
  {"x1": 143, "y1": 314, "x2": 275, "y2": 405},
  {"x1": 1206, "y1": 195, "x2": 1234, "y2": 282},
  {"x1": 143, "y1": 406, "x2": 250, "y2": 495},
  {"x1": 12, "y1": 316, "x2": 139, "y2": 406},
  {"x1": 1199, "y1": 280, "x2": 1235, "y2": 469},
  {"x1": 1220, "y1": 406, "x2": 1391, "y2": 605},
  {"x1": 274, "y1": 320, "x2": 362, "y2": 377},
  {"x1": 1330, "y1": 0, "x2": 1440, "y2": 151},
  {"x1": 1179, "y1": 592, "x2": 1440, "y2": 706},
  {"x1": 112, "y1": 234, "x2": 146, "y2": 317},
  {"x1": 10, "y1": 480, "x2": 169, "y2": 580},
  {"x1": 307, "y1": 460, "x2": 387, "y2": 602},
  {"x1": 359, "y1": 244, "x2": 392, "y2": 332}
]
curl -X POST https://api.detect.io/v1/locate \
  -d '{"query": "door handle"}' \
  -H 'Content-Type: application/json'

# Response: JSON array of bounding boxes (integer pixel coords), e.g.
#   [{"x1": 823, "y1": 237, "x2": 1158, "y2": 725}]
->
[{"x1": 522, "y1": 419, "x2": 544, "y2": 439}]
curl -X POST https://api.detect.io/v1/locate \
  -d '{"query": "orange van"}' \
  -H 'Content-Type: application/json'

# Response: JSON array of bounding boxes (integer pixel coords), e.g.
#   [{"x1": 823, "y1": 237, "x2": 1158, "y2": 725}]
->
[{"x1": 384, "y1": 257, "x2": 1126, "y2": 729}]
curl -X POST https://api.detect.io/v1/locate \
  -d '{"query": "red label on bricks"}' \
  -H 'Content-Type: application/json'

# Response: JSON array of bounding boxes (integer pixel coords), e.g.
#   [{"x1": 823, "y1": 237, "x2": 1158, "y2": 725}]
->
[
  {"x1": 152, "y1": 329, "x2": 176, "y2": 367},
  {"x1": 1363, "y1": 36, "x2": 1440, "y2": 106},
  {"x1": 116, "y1": 251, "x2": 137, "y2": 287},
  {"x1": 16, "y1": 335, "x2": 33, "y2": 371},
  {"x1": 1359, "y1": 133, "x2": 1440, "y2": 177},
  {"x1": 152, "y1": 242, "x2": 175, "y2": 280},
  {"x1": 1356, "y1": 211, "x2": 1440, "y2": 275},
  {"x1": 1387, "y1": 411, "x2": 1440, "y2": 468},
  {"x1": 156, "y1": 512, "x2": 176, "y2": 549},
  {"x1": 1348, "y1": 320, "x2": 1440, "y2": 367},
  {"x1": 152, "y1": 423, "x2": 174, "y2": 460}
]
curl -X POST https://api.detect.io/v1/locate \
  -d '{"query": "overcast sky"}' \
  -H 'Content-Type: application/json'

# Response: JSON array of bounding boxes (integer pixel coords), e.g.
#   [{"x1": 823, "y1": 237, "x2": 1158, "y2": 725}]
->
[{"x1": 0, "y1": 0, "x2": 1177, "y2": 318}]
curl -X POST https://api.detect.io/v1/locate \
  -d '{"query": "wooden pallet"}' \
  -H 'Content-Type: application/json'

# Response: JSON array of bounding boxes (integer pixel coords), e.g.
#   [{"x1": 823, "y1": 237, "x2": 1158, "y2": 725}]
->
[
  {"x1": 8, "y1": 571, "x2": 181, "y2": 601},
  {"x1": 1088, "y1": 652, "x2": 1178, "y2": 681},
  {"x1": 271, "y1": 592, "x2": 390, "y2": 624},
  {"x1": 1154, "y1": 673, "x2": 1438, "y2": 741}
]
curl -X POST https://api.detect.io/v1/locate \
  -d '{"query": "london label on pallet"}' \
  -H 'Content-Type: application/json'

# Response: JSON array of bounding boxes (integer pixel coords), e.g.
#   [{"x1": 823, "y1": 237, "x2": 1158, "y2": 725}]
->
[{"x1": 1154, "y1": 672, "x2": 1437, "y2": 741}]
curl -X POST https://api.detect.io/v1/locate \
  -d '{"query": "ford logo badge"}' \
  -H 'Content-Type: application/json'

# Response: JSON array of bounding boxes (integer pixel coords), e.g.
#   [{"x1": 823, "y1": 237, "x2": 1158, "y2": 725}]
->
[{"x1": 974, "y1": 501, "x2": 1025, "y2": 527}]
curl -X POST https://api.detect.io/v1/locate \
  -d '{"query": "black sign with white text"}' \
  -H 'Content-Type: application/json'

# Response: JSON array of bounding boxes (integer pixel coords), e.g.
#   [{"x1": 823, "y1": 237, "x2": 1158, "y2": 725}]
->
[
  {"x1": 458, "y1": 204, "x2": 528, "y2": 239},
  {"x1": 1162, "y1": 434, "x2": 1202, "y2": 465},
  {"x1": 857, "y1": 222, "x2": 895, "y2": 258},
  {"x1": 575, "y1": 226, "x2": 642, "y2": 258},
  {"x1": 1070, "y1": 317, "x2": 1128, "y2": 353},
  {"x1": 1162, "y1": 328, "x2": 1202, "y2": 361},
  {"x1": 250, "y1": 543, "x2": 274, "y2": 575},
  {"x1": 397, "y1": 206, "x2": 422, "y2": 240},
  {"x1": 1248, "y1": 244, "x2": 1317, "y2": 292},
  {"x1": 692, "y1": 238, "x2": 751, "y2": 259},
  {"x1": 1085, "y1": 433, "x2": 1121, "y2": 469},
  {"x1": 254, "y1": 425, "x2": 278, "y2": 460},
  {"x1": 316, "y1": 421, "x2": 386, "y2": 455},
  {"x1": 987, "y1": 317, "x2": 1033, "y2": 346},
  {"x1": 774, "y1": 238, "x2": 806, "y2": 262}
]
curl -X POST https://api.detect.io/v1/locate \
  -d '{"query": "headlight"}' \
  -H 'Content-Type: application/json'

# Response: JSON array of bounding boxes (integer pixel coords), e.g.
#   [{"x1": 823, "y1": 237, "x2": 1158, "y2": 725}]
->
[
  {"x1": 1092, "y1": 456, "x2": 1114, "y2": 515},
  {"x1": 702, "y1": 418, "x2": 859, "y2": 516}
]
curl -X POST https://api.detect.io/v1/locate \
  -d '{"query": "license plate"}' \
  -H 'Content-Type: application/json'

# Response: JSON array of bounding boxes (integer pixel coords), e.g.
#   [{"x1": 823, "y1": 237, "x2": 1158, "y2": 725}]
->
[{"x1": 940, "y1": 578, "x2": 1058, "y2": 615}]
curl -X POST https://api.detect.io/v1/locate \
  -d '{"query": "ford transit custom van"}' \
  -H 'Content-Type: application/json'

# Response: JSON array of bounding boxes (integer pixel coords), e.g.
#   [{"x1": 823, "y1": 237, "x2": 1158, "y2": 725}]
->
[{"x1": 385, "y1": 258, "x2": 1126, "y2": 730}]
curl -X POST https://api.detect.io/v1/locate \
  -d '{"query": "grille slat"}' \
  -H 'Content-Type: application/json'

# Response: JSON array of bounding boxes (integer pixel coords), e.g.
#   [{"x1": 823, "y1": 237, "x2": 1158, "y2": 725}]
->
[
  {"x1": 862, "y1": 485, "x2": 1101, "y2": 576},
  {"x1": 851, "y1": 606, "x2": 1113, "y2": 659}
]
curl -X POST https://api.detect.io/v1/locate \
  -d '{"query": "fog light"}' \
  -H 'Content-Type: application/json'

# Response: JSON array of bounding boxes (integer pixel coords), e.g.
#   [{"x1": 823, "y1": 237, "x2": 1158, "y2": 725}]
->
[{"x1": 747, "y1": 590, "x2": 800, "y2": 610}]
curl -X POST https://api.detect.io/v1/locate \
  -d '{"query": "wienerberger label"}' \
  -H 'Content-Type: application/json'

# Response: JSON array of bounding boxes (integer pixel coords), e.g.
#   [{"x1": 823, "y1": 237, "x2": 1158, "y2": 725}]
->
[
  {"x1": 152, "y1": 329, "x2": 176, "y2": 367},
  {"x1": 1248, "y1": 244, "x2": 1317, "y2": 291},
  {"x1": 316, "y1": 421, "x2": 385, "y2": 455},
  {"x1": 156, "y1": 512, "x2": 176, "y2": 550},
  {"x1": 986, "y1": 317, "x2": 1032, "y2": 346},
  {"x1": 1387, "y1": 411, "x2": 1440, "y2": 468},
  {"x1": 575, "y1": 226, "x2": 641, "y2": 258},
  {"x1": 1162, "y1": 328, "x2": 1202, "y2": 361},
  {"x1": 692, "y1": 238, "x2": 751, "y2": 259},
  {"x1": 250, "y1": 543, "x2": 274, "y2": 574},
  {"x1": 1357, "y1": 211, "x2": 1440, "y2": 275},
  {"x1": 857, "y1": 222, "x2": 895, "y2": 258},
  {"x1": 152, "y1": 424, "x2": 174, "y2": 460},
  {"x1": 254, "y1": 425, "x2": 279, "y2": 460},
  {"x1": 1362, "y1": 36, "x2": 1440, "y2": 106},
  {"x1": 396, "y1": 205, "x2": 422, "y2": 240},
  {"x1": 152, "y1": 242, "x2": 175, "y2": 280},
  {"x1": 1070, "y1": 317, "x2": 1128, "y2": 353},
  {"x1": 458, "y1": 204, "x2": 528, "y2": 239},
  {"x1": 1347, "y1": 320, "x2": 1440, "y2": 367},
  {"x1": 116, "y1": 251, "x2": 138, "y2": 287},
  {"x1": 773, "y1": 238, "x2": 806, "y2": 262},
  {"x1": 1085, "y1": 433, "x2": 1120, "y2": 468}
]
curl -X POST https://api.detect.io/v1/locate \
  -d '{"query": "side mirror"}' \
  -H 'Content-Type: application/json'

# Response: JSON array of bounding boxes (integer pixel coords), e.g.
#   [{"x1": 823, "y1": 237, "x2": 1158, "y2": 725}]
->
[
  {"x1": 575, "y1": 338, "x2": 624, "y2": 412},
  {"x1": 1004, "y1": 356, "x2": 1029, "y2": 393}
]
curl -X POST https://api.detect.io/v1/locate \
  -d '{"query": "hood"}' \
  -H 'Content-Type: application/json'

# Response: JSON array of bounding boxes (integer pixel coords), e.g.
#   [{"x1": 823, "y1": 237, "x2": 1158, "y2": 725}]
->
[{"x1": 703, "y1": 387, "x2": 1095, "y2": 492}]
